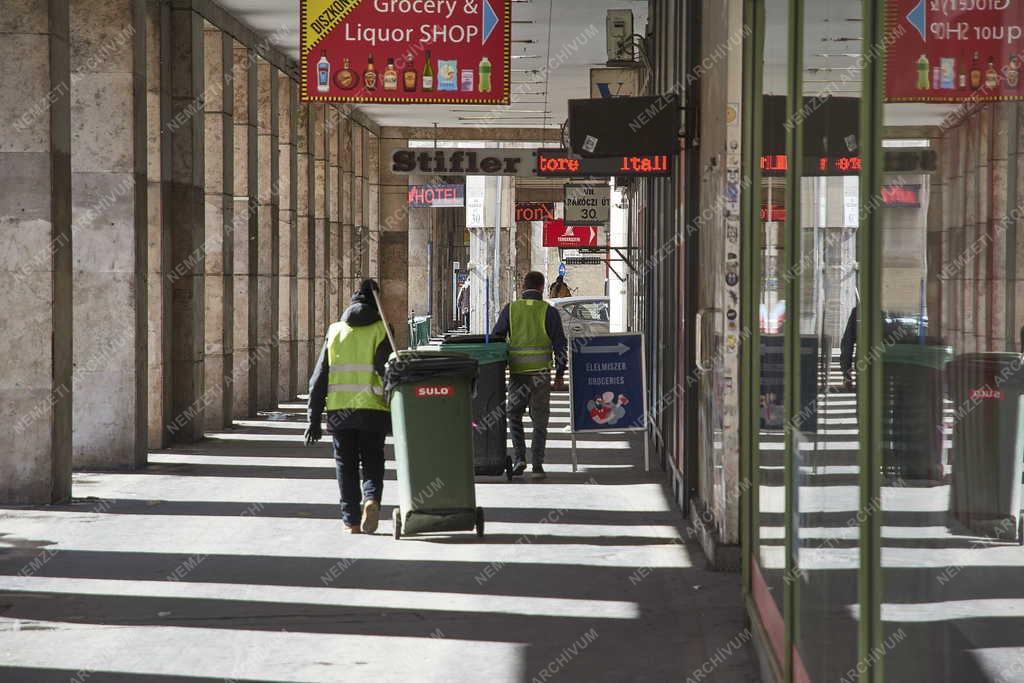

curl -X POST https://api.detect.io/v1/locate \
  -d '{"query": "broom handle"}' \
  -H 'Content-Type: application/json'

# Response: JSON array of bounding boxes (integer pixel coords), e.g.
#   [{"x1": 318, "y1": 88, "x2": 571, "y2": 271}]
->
[{"x1": 371, "y1": 288, "x2": 402, "y2": 357}]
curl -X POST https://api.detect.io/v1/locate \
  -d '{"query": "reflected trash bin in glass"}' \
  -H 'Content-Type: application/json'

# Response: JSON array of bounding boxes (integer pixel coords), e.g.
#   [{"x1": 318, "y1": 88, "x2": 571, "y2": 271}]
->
[
  {"x1": 881, "y1": 342, "x2": 952, "y2": 482},
  {"x1": 946, "y1": 352, "x2": 1024, "y2": 542},
  {"x1": 385, "y1": 350, "x2": 484, "y2": 539}
]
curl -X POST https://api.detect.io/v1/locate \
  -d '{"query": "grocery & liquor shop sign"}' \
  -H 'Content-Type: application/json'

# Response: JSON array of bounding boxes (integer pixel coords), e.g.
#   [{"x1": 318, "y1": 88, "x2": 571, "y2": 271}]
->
[
  {"x1": 885, "y1": 0, "x2": 1024, "y2": 102},
  {"x1": 300, "y1": 0, "x2": 510, "y2": 104}
]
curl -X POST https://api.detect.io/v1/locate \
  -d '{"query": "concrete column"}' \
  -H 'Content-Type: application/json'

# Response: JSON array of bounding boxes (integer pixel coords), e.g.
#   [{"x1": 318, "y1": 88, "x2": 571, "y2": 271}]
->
[
  {"x1": 408, "y1": 174, "x2": 430, "y2": 318},
  {"x1": 230, "y1": 42, "x2": 255, "y2": 418},
  {"x1": 67, "y1": 0, "x2": 147, "y2": 468},
  {"x1": 378, "y1": 135, "x2": 409, "y2": 348},
  {"x1": 255, "y1": 59, "x2": 279, "y2": 410},
  {"x1": 295, "y1": 104, "x2": 313, "y2": 381},
  {"x1": 327, "y1": 107, "x2": 342, "y2": 321},
  {"x1": 146, "y1": 0, "x2": 171, "y2": 448},
  {"x1": 367, "y1": 131, "x2": 381, "y2": 279},
  {"x1": 201, "y1": 22, "x2": 232, "y2": 430},
  {"x1": 312, "y1": 105, "x2": 328, "y2": 365},
  {"x1": 340, "y1": 116, "x2": 355, "y2": 297},
  {"x1": 990, "y1": 103, "x2": 1010, "y2": 350},
  {"x1": 1, "y1": 0, "x2": 73, "y2": 503},
  {"x1": 165, "y1": 5, "x2": 204, "y2": 442},
  {"x1": 278, "y1": 74, "x2": 297, "y2": 400}
]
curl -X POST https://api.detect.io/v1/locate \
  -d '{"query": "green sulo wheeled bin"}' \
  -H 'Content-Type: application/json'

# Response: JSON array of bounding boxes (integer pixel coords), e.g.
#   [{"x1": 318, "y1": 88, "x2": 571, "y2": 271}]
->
[
  {"x1": 433, "y1": 334, "x2": 512, "y2": 479},
  {"x1": 946, "y1": 352, "x2": 1024, "y2": 543},
  {"x1": 385, "y1": 350, "x2": 485, "y2": 539},
  {"x1": 881, "y1": 342, "x2": 952, "y2": 482}
]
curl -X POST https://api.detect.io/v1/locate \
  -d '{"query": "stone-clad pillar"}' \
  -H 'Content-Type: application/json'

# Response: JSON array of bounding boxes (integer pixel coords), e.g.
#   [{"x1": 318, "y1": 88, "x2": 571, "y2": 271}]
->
[
  {"x1": 231, "y1": 42, "x2": 255, "y2": 418},
  {"x1": 146, "y1": 0, "x2": 171, "y2": 448},
  {"x1": 378, "y1": 135, "x2": 410, "y2": 348},
  {"x1": 340, "y1": 116, "x2": 355, "y2": 298},
  {"x1": 367, "y1": 130, "x2": 381, "y2": 280},
  {"x1": 256, "y1": 59, "x2": 279, "y2": 410},
  {"x1": 278, "y1": 74, "x2": 298, "y2": 400},
  {"x1": 0, "y1": 0, "x2": 73, "y2": 502},
  {"x1": 165, "y1": 4, "x2": 205, "y2": 442},
  {"x1": 201, "y1": 22, "x2": 232, "y2": 430},
  {"x1": 296, "y1": 103, "x2": 313, "y2": 382},
  {"x1": 327, "y1": 107, "x2": 342, "y2": 321},
  {"x1": 312, "y1": 105, "x2": 328, "y2": 366},
  {"x1": 352, "y1": 125, "x2": 367, "y2": 281},
  {"x1": 69, "y1": 0, "x2": 147, "y2": 468}
]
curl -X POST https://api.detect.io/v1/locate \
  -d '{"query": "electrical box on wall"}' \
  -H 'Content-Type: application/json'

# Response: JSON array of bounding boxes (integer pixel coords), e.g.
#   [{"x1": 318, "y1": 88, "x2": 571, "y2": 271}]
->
[{"x1": 606, "y1": 9, "x2": 634, "y2": 62}]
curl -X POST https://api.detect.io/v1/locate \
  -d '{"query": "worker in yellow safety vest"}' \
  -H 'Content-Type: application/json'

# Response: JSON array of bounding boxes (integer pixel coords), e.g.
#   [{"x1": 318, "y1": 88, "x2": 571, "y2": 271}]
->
[
  {"x1": 306, "y1": 279, "x2": 392, "y2": 534},
  {"x1": 491, "y1": 271, "x2": 568, "y2": 479}
]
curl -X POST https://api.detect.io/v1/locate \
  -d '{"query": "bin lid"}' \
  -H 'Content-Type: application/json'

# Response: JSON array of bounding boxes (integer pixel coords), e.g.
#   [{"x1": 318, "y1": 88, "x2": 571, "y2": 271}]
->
[
  {"x1": 947, "y1": 352, "x2": 1024, "y2": 375},
  {"x1": 384, "y1": 350, "x2": 478, "y2": 391},
  {"x1": 435, "y1": 341, "x2": 508, "y2": 365},
  {"x1": 443, "y1": 333, "x2": 506, "y2": 343},
  {"x1": 882, "y1": 343, "x2": 953, "y2": 369}
]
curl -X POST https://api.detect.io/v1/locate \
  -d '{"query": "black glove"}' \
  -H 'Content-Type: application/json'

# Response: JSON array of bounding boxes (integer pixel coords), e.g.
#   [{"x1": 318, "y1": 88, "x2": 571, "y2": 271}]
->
[{"x1": 304, "y1": 422, "x2": 323, "y2": 446}]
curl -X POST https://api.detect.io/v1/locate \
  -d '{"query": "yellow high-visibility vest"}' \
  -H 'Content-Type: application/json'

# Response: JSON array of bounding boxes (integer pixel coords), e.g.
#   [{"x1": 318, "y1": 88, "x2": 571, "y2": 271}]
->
[
  {"x1": 325, "y1": 320, "x2": 389, "y2": 412},
  {"x1": 508, "y1": 299, "x2": 553, "y2": 374}
]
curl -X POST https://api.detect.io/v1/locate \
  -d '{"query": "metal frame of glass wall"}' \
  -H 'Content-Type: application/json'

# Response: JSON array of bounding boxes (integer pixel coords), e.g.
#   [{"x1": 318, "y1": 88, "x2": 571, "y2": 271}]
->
[{"x1": 740, "y1": 0, "x2": 887, "y2": 680}]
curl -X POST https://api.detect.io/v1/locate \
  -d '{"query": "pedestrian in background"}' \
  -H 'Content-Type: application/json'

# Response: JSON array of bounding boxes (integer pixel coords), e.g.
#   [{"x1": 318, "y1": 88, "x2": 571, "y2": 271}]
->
[
  {"x1": 306, "y1": 279, "x2": 392, "y2": 534},
  {"x1": 492, "y1": 271, "x2": 567, "y2": 479},
  {"x1": 549, "y1": 274, "x2": 572, "y2": 298}
]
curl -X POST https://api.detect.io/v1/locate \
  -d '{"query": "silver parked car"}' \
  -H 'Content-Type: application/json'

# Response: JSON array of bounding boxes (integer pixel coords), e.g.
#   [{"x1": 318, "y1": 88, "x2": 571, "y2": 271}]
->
[{"x1": 550, "y1": 296, "x2": 610, "y2": 339}]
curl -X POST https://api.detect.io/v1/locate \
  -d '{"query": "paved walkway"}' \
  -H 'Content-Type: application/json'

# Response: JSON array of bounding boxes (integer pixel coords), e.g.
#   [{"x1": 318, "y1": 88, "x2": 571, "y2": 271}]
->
[{"x1": 0, "y1": 391, "x2": 759, "y2": 682}]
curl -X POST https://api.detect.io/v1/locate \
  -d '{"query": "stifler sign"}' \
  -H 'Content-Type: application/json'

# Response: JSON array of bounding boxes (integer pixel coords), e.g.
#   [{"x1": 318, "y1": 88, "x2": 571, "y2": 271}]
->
[{"x1": 390, "y1": 148, "x2": 673, "y2": 178}]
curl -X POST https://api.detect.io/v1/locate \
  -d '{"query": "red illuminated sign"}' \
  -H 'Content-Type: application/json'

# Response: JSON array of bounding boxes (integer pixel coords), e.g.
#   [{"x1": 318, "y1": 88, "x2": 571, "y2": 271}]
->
[
  {"x1": 515, "y1": 202, "x2": 555, "y2": 222},
  {"x1": 542, "y1": 220, "x2": 599, "y2": 248},
  {"x1": 300, "y1": 0, "x2": 510, "y2": 105},
  {"x1": 760, "y1": 155, "x2": 862, "y2": 175},
  {"x1": 881, "y1": 184, "x2": 922, "y2": 208},
  {"x1": 535, "y1": 152, "x2": 671, "y2": 177},
  {"x1": 885, "y1": 0, "x2": 1024, "y2": 103},
  {"x1": 408, "y1": 183, "x2": 464, "y2": 208},
  {"x1": 760, "y1": 204, "x2": 786, "y2": 222}
]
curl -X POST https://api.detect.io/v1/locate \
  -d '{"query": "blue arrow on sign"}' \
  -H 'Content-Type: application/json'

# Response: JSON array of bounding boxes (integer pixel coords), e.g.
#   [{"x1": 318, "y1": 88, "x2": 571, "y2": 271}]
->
[
  {"x1": 580, "y1": 341, "x2": 630, "y2": 355},
  {"x1": 482, "y1": 0, "x2": 499, "y2": 44}
]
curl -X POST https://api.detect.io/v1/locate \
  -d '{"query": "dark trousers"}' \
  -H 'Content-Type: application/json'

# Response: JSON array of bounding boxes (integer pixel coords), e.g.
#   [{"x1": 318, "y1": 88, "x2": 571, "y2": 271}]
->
[
  {"x1": 332, "y1": 429, "x2": 386, "y2": 526},
  {"x1": 508, "y1": 371, "x2": 551, "y2": 465}
]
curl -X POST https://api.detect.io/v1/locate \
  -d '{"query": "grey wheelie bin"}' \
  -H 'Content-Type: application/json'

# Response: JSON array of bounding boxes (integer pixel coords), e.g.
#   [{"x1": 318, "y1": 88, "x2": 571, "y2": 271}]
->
[
  {"x1": 946, "y1": 352, "x2": 1024, "y2": 542},
  {"x1": 385, "y1": 350, "x2": 485, "y2": 539},
  {"x1": 881, "y1": 343, "x2": 952, "y2": 482},
  {"x1": 438, "y1": 334, "x2": 512, "y2": 479}
]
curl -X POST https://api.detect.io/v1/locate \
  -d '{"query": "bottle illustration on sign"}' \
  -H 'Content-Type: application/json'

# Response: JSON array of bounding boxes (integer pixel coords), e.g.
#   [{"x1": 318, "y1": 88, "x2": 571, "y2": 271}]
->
[
  {"x1": 985, "y1": 56, "x2": 999, "y2": 89},
  {"x1": 916, "y1": 54, "x2": 929, "y2": 90},
  {"x1": 316, "y1": 51, "x2": 331, "y2": 93},
  {"x1": 1009, "y1": 56, "x2": 1021, "y2": 89},
  {"x1": 383, "y1": 57, "x2": 398, "y2": 91},
  {"x1": 479, "y1": 56, "x2": 492, "y2": 92},
  {"x1": 364, "y1": 54, "x2": 377, "y2": 90},
  {"x1": 940, "y1": 57, "x2": 955, "y2": 89},
  {"x1": 402, "y1": 52, "x2": 417, "y2": 91},
  {"x1": 422, "y1": 50, "x2": 434, "y2": 91},
  {"x1": 958, "y1": 53, "x2": 967, "y2": 89},
  {"x1": 438, "y1": 59, "x2": 457, "y2": 91},
  {"x1": 461, "y1": 68, "x2": 474, "y2": 91},
  {"x1": 931, "y1": 65, "x2": 940, "y2": 90},
  {"x1": 970, "y1": 51, "x2": 982, "y2": 89},
  {"x1": 335, "y1": 57, "x2": 356, "y2": 90}
]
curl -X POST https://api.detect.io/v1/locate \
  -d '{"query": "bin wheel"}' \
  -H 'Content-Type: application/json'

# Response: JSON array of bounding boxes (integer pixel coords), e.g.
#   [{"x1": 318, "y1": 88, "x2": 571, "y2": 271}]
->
[
  {"x1": 504, "y1": 456, "x2": 513, "y2": 481},
  {"x1": 393, "y1": 508, "x2": 402, "y2": 540},
  {"x1": 475, "y1": 507, "x2": 485, "y2": 538}
]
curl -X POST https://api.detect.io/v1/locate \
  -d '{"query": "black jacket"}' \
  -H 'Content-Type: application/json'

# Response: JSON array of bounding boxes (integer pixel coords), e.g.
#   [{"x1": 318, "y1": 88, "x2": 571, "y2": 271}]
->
[
  {"x1": 307, "y1": 298, "x2": 393, "y2": 434},
  {"x1": 491, "y1": 289, "x2": 568, "y2": 376}
]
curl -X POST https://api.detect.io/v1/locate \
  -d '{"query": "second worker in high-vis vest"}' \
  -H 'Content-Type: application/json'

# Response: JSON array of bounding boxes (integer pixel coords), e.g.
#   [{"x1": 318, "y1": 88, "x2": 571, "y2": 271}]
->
[
  {"x1": 306, "y1": 279, "x2": 393, "y2": 534},
  {"x1": 491, "y1": 271, "x2": 568, "y2": 479}
]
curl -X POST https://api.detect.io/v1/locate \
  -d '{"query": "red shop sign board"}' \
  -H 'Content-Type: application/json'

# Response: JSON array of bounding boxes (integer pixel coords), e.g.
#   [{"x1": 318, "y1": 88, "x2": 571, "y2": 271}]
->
[
  {"x1": 543, "y1": 220, "x2": 599, "y2": 248},
  {"x1": 885, "y1": 0, "x2": 1024, "y2": 102},
  {"x1": 300, "y1": 0, "x2": 510, "y2": 104}
]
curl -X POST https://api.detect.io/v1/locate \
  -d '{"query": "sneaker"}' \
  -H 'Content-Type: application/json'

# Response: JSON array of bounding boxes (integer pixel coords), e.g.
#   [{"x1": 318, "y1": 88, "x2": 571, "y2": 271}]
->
[
  {"x1": 512, "y1": 459, "x2": 527, "y2": 476},
  {"x1": 531, "y1": 464, "x2": 546, "y2": 479},
  {"x1": 361, "y1": 499, "x2": 380, "y2": 534},
  {"x1": 343, "y1": 524, "x2": 361, "y2": 534}
]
